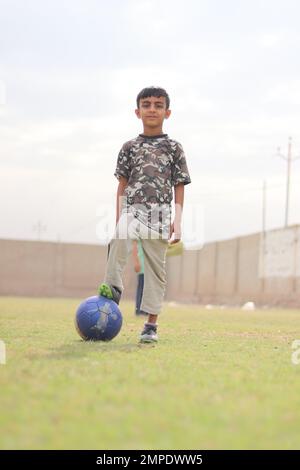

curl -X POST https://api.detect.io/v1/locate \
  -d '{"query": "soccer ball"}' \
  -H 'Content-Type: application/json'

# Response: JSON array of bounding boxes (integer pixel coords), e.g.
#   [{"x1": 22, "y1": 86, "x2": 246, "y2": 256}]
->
[{"x1": 75, "y1": 296, "x2": 123, "y2": 341}]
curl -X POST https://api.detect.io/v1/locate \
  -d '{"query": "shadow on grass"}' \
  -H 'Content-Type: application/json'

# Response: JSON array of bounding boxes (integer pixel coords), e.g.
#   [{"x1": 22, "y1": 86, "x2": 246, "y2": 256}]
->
[{"x1": 28, "y1": 339, "x2": 156, "y2": 361}]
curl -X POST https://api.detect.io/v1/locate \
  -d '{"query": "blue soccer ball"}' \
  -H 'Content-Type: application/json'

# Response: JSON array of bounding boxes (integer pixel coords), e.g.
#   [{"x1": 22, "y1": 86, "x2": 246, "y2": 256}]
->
[{"x1": 75, "y1": 296, "x2": 123, "y2": 341}]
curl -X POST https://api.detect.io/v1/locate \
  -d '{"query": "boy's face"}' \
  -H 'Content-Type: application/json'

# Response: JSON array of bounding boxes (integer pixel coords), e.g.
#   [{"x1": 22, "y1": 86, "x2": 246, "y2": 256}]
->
[{"x1": 135, "y1": 96, "x2": 171, "y2": 129}]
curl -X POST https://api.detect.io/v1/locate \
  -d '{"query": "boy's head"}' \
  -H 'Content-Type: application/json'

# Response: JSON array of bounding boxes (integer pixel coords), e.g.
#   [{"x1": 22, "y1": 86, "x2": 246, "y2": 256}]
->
[
  {"x1": 135, "y1": 87, "x2": 171, "y2": 130},
  {"x1": 136, "y1": 87, "x2": 170, "y2": 110}
]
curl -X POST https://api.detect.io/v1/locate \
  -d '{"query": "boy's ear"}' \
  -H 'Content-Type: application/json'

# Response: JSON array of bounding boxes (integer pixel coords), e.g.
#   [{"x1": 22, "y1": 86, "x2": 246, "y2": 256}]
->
[
  {"x1": 135, "y1": 108, "x2": 141, "y2": 119},
  {"x1": 165, "y1": 109, "x2": 171, "y2": 119}
]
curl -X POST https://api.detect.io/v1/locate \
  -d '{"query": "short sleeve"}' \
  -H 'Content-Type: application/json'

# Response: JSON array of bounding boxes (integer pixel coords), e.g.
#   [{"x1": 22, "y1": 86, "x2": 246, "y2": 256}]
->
[
  {"x1": 171, "y1": 143, "x2": 191, "y2": 186},
  {"x1": 114, "y1": 143, "x2": 131, "y2": 180}
]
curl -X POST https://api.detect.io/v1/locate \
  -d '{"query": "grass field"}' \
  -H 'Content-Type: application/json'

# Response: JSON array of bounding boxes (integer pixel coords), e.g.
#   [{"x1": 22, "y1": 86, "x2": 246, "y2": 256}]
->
[{"x1": 0, "y1": 296, "x2": 300, "y2": 450}]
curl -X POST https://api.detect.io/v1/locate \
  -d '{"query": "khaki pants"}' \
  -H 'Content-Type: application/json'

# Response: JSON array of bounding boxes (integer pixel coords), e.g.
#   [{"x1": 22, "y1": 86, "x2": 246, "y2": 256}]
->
[{"x1": 104, "y1": 212, "x2": 168, "y2": 315}]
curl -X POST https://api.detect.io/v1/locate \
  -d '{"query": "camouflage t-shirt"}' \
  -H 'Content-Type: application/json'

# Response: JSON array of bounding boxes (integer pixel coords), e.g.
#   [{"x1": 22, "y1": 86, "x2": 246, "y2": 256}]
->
[{"x1": 114, "y1": 134, "x2": 191, "y2": 236}]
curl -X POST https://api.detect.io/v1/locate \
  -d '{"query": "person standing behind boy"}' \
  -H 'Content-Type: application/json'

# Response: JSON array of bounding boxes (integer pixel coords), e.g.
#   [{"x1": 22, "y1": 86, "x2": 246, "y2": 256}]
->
[{"x1": 98, "y1": 86, "x2": 191, "y2": 343}]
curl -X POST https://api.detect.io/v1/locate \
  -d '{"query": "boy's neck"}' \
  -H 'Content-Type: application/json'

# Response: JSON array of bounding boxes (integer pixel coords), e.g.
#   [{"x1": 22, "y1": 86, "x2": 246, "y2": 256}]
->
[{"x1": 142, "y1": 126, "x2": 164, "y2": 136}]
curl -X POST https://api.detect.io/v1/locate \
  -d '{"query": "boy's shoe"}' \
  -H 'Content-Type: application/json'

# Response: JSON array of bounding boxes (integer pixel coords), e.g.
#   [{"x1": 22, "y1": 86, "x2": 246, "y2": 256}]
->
[
  {"x1": 98, "y1": 283, "x2": 121, "y2": 305},
  {"x1": 140, "y1": 323, "x2": 158, "y2": 343}
]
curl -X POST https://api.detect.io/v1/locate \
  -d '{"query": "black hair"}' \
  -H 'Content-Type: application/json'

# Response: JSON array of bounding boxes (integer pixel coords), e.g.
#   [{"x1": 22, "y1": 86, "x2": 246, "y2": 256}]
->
[{"x1": 136, "y1": 87, "x2": 170, "y2": 109}]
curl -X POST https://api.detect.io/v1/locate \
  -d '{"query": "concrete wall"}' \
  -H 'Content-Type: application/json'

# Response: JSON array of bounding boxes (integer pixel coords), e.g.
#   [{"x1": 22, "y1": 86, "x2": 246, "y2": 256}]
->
[
  {"x1": 237, "y1": 233, "x2": 262, "y2": 297},
  {"x1": 196, "y1": 243, "x2": 217, "y2": 300},
  {"x1": 0, "y1": 239, "x2": 136, "y2": 299},
  {"x1": 165, "y1": 225, "x2": 300, "y2": 307},
  {"x1": 1, "y1": 225, "x2": 300, "y2": 307}
]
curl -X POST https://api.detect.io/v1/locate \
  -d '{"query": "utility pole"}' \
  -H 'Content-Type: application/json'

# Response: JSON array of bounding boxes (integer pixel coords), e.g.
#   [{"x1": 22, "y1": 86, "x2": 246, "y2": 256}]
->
[
  {"x1": 277, "y1": 137, "x2": 300, "y2": 228},
  {"x1": 33, "y1": 220, "x2": 47, "y2": 240}
]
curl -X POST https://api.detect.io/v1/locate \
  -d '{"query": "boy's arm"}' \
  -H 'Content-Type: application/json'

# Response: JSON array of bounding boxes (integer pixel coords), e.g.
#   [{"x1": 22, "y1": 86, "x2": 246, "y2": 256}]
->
[
  {"x1": 116, "y1": 176, "x2": 128, "y2": 225},
  {"x1": 169, "y1": 183, "x2": 184, "y2": 244}
]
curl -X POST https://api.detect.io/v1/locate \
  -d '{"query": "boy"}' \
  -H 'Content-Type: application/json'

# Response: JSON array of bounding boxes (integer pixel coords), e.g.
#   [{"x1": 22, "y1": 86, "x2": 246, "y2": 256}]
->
[
  {"x1": 133, "y1": 239, "x2": 184, "y2": 316},
  {"x1": 98, "y1": 86, "x2": 191, "y2": 343},
  {"x1": 132, "y1": 240, "x2": 147, "y2": 316}
]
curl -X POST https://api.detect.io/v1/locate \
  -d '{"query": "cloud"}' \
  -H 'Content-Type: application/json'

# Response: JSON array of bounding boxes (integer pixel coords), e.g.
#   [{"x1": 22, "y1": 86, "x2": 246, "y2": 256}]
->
[
  {"x1": 1, "y1": 0, "x2": 300, "y2": 243},
  {"x1": 0, "y1": 79, "x2": 6, "y2": 106},
  {"x1": 265, "y1": 80, "x2": 300, "y2": 106},
  {"x1": 259, "y1": 33, "x2": 284, "y2": 48}
]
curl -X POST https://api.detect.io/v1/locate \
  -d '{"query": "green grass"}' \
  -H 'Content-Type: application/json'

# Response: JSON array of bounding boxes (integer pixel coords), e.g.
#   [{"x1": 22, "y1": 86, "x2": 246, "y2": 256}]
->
[{"x1": 0, "y1": 296, "x2": 300, "y2": 450}]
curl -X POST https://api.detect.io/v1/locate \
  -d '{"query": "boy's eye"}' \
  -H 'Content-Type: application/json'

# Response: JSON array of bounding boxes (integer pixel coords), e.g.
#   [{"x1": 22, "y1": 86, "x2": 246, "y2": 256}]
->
[{"x1": 141, "y1": 102, "x2": 164, "y2": 109}]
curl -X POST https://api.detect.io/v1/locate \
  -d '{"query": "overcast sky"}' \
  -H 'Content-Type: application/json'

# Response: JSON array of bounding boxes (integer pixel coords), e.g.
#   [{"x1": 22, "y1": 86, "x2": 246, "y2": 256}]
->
[{"x1": 0, "y1": 0, "x2": 300, "y2": 245}]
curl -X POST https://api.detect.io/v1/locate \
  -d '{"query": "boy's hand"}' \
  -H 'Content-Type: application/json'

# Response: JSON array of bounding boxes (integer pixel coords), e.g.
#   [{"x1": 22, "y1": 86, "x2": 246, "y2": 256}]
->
[{"x1": 169, "y1": 221, "x2": 181, "y2": 244}]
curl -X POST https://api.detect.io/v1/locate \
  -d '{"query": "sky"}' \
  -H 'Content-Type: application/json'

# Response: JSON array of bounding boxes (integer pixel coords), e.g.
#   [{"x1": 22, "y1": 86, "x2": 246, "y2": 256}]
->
[{"x1": 0, "y1": 0, "x2": 300, "y2": 246}]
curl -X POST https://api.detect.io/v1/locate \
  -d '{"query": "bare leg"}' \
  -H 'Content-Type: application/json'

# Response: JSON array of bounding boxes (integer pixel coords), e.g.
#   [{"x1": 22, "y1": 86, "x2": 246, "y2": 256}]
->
[{"x1": 148, "y1": 314, "x2": 158, "y2": 324}]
